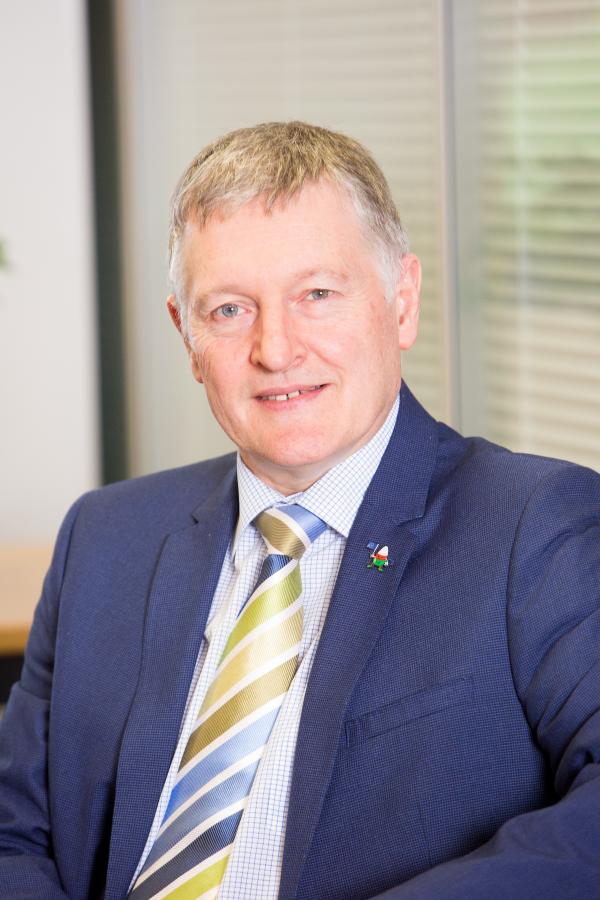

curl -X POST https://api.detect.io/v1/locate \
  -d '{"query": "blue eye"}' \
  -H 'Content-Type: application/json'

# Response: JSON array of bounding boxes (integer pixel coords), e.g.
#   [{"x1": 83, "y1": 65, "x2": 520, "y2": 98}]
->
[
  {"x1": 308, "y1": 289, "x2": 332, "y2": 301},
  {"x1": 218, "y1": 303, "x2": 240, "y2": 318}
]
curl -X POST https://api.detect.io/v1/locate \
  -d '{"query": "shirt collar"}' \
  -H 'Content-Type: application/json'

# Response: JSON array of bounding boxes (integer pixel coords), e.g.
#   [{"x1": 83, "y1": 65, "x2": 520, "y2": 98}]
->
[{"x1": 233, "y1": 395, "x2": 399, "y2": 565}]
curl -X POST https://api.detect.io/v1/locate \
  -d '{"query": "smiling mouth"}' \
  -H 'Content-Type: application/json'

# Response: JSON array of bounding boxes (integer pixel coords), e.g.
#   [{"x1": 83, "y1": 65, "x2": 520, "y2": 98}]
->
[{"x1": 258, "y1": 385, "x2": 324, "y2": 402}]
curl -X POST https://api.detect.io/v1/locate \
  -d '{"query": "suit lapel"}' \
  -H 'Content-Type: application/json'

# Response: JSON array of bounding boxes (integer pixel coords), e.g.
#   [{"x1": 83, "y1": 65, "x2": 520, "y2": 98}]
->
[
  {"x1": 280, "y1": 384, "x2": 439, "y2": 899},
  {"x1": 105, "y1": 469, "x2": 238, "y2": 899}
]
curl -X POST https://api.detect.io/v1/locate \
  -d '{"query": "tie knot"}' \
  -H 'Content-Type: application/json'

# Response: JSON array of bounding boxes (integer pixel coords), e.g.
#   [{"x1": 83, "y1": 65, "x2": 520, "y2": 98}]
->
[{"x1": 255, "y1": 504, "x2": 327, "y2": 559}]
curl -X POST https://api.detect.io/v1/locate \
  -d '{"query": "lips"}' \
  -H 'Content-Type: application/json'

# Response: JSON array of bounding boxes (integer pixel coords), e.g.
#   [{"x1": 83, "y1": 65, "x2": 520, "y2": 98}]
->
[{"x1": 257, "y1": 385, "x2": 324, "y2": 402}]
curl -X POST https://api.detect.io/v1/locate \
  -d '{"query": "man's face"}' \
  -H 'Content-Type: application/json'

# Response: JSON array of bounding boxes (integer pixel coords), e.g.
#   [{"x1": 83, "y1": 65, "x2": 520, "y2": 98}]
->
[{"x1": 169, "y1": 179, "x2": 420, "y2": 494}]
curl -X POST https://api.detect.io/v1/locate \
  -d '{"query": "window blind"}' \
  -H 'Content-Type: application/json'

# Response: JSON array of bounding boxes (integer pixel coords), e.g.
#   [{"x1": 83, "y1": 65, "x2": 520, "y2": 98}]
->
[{"x1": 453, "y1": 0, "x2": 600, "y2": 470}]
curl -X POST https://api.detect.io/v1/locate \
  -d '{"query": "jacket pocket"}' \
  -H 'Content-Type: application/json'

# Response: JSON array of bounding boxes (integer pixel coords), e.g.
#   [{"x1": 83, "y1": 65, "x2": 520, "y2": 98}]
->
[{"x1": 345, "y1": 676, "x2": 474, "y2": 748}]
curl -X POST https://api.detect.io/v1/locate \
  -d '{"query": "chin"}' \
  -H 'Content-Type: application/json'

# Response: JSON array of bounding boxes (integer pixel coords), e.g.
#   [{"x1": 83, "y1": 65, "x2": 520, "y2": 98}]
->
[
  {"x1": 258, "y1": 443, "x2": 345, "y2": 479},
  {"x1": 271, "y1": 433, "x2": 335, "y2": 461}
]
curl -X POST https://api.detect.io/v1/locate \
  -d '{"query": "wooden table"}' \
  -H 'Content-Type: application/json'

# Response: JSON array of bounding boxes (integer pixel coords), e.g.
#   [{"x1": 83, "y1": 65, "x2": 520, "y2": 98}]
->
[{"x1": 0, "y1": 545, "x2": 53, "y2": 654}]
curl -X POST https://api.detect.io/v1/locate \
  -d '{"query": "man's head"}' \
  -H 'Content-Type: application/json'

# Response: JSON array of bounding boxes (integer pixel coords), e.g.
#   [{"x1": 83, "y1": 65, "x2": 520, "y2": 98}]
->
[{"x1": 167, "y1": 121, "x2": 421, "y2": 494}]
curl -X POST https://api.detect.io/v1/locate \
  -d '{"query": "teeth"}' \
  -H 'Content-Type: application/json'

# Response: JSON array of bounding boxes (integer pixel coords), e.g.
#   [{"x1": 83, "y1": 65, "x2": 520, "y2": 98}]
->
[{"x1": 262, "y1": 386, "x2": 321, "y2": 401}]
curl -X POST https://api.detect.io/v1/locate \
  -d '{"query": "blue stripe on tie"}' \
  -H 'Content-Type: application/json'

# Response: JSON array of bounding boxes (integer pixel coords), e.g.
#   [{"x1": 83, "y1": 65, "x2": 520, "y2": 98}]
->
[
  {"x1": 145, "y1": 760, "x2": 259, "y2": 870},
  {"x1": 255, "y1": 553, "x2": 290, "y2": 584},
  {"x1": 276, "y1": 504, "x2": 328, "y2": 544},
  {"x1": 129, "y1": 810, "x2": 243, "y2": 900},
  {"x1": 164, "y1": 706, "x2": 279, "y2": 821}
]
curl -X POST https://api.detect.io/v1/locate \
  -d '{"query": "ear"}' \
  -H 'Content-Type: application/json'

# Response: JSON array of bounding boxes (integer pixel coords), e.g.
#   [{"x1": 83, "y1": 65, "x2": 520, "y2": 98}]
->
[
  {"x1": 394, "y1": 253, "x2": 421, "y2": 351},
  {"x1": 166, "y1": 294, "x2": 204, "y2": 383}
]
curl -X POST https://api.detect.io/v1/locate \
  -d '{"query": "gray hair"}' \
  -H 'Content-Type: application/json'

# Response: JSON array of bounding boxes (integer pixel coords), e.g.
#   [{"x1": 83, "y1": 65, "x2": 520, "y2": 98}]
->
[{"x1": 168, "y1": 121, "x2": 409, "y2": 330}]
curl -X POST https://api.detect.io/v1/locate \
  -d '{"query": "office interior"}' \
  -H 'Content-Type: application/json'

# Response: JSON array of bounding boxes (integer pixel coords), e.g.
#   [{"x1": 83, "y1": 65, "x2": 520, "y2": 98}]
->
[{"x1": 1, "y1": 0, "x2": 599, "y2": 704}]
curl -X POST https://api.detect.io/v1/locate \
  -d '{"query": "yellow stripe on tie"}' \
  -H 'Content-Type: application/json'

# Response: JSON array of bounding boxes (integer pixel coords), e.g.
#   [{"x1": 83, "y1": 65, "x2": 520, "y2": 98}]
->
[
  {"x1": 256, "y1": 511, "x2": 307, "y2": 558},
  {"x1": 180, "y1": 657, "x2": 298, "y2": 768},
  {"x1": 220, "y1": 566, "x2": 301, "y2": 661},
  {"x1": 203, "y1": 608, "x2": 303, "y2": 710},
  {"x1": 164, "y1": 853, "x2": 230, "y2": 899}
]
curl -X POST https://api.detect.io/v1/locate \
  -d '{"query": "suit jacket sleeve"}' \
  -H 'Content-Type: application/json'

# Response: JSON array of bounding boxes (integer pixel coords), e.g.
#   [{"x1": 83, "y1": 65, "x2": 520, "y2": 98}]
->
[
  {"x1": 373, "y1": 464, "x2": 600, "y2": 899},
  {"x1": 0, "y1": 499, "x2": 83, "y2": 898}
]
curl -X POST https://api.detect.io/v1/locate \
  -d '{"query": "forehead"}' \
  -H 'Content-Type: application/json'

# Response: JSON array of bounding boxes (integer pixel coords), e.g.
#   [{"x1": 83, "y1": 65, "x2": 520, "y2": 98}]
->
[{"x1": 179, "y1": 179, "x2": 378, "y2": 289}]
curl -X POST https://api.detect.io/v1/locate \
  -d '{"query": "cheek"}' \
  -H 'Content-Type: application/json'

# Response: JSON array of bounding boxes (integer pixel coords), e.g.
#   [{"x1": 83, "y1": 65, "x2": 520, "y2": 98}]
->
[
  {"x1": 371, "y1": 305, "x2": 401, "y2": 353},
  {"x1": 192, "y1": 332, "x2": 234, "y2": 384},
  {"x1": 335, "y1": 314, "x2": 396, "y2": 368},
  {"x1": 355, "y1": 317, "x2": 402, "y2": 391},
  {"x1": 193, "y1": 339, "x2": 251, "y2": 423}
]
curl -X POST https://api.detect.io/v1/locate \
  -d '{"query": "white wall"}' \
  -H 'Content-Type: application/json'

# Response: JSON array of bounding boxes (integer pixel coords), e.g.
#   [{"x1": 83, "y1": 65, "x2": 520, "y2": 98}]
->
[{"x1": 0, "y1": 0, "x2": 100, "y2": 542}]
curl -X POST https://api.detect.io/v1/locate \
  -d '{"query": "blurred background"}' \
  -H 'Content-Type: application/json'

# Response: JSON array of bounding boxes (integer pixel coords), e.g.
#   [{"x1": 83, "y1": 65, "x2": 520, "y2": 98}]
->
[{"x1": 1, "y1": 0, "x2": 599, "y2": 695}]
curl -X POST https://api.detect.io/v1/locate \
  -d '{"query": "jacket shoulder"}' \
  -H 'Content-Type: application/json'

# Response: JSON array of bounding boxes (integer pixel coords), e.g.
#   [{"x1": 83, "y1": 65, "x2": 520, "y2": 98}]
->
[
  {"x1": 434, "y1": 421, "x2": 600, "y2": 506},
  {"x1": 71, "y1": 452, "x2": 237, "y2": 536}
]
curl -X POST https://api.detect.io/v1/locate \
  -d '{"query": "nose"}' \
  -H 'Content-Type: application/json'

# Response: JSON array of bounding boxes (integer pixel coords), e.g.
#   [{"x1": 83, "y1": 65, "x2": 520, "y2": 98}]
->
[{"x1": 250, "y1": 302, "x2": 303, "y2": 372}]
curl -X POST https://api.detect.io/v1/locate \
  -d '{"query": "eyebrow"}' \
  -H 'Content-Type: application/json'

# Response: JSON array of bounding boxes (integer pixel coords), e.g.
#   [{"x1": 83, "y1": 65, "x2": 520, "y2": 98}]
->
[
  {"x1": 194, "y1": 286, "x2": 248, "y2": 304},
  {"x1": 287, "y1": 267, "x2": 350, "y2": 285},
  {"x1": 192, "y1": 268, "x2": 350, "y2": 307}
]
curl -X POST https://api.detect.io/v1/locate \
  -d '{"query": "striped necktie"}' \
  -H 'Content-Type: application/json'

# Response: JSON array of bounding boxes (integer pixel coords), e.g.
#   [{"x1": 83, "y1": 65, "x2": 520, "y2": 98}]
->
[{"x1": 129, "y1": 504, "x2": 327, "y2": 900}]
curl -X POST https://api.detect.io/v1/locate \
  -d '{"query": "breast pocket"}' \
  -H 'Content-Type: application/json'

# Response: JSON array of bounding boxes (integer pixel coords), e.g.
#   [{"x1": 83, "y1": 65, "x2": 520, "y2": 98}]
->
[{"x1": 345, "y1": 676, "x2": 474, "y2": 748}]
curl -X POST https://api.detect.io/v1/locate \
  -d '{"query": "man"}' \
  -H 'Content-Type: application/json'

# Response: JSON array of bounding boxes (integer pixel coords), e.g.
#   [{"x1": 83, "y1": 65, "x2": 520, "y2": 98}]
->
[{"x1": 0, "y1": 121, "x2": 599, "y2": 899}]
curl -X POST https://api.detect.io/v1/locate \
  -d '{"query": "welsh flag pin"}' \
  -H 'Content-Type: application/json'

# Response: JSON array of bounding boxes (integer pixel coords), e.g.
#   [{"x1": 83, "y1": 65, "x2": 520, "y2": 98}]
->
[{"x1": 366, "y1": 542, "x2": 392, "y2": 571}]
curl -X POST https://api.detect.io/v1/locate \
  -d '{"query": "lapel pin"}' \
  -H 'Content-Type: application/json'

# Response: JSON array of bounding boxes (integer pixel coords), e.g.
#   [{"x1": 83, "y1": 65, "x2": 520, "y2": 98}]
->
[{"x1": 367, "y1": 542, "x2": 392, "y2": 571}]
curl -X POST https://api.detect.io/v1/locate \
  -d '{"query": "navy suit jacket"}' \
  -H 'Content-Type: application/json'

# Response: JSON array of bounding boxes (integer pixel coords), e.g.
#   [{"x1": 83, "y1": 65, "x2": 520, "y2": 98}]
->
[{"x1": 1, "y1": 384, "x2": 599, "y2": 899}]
